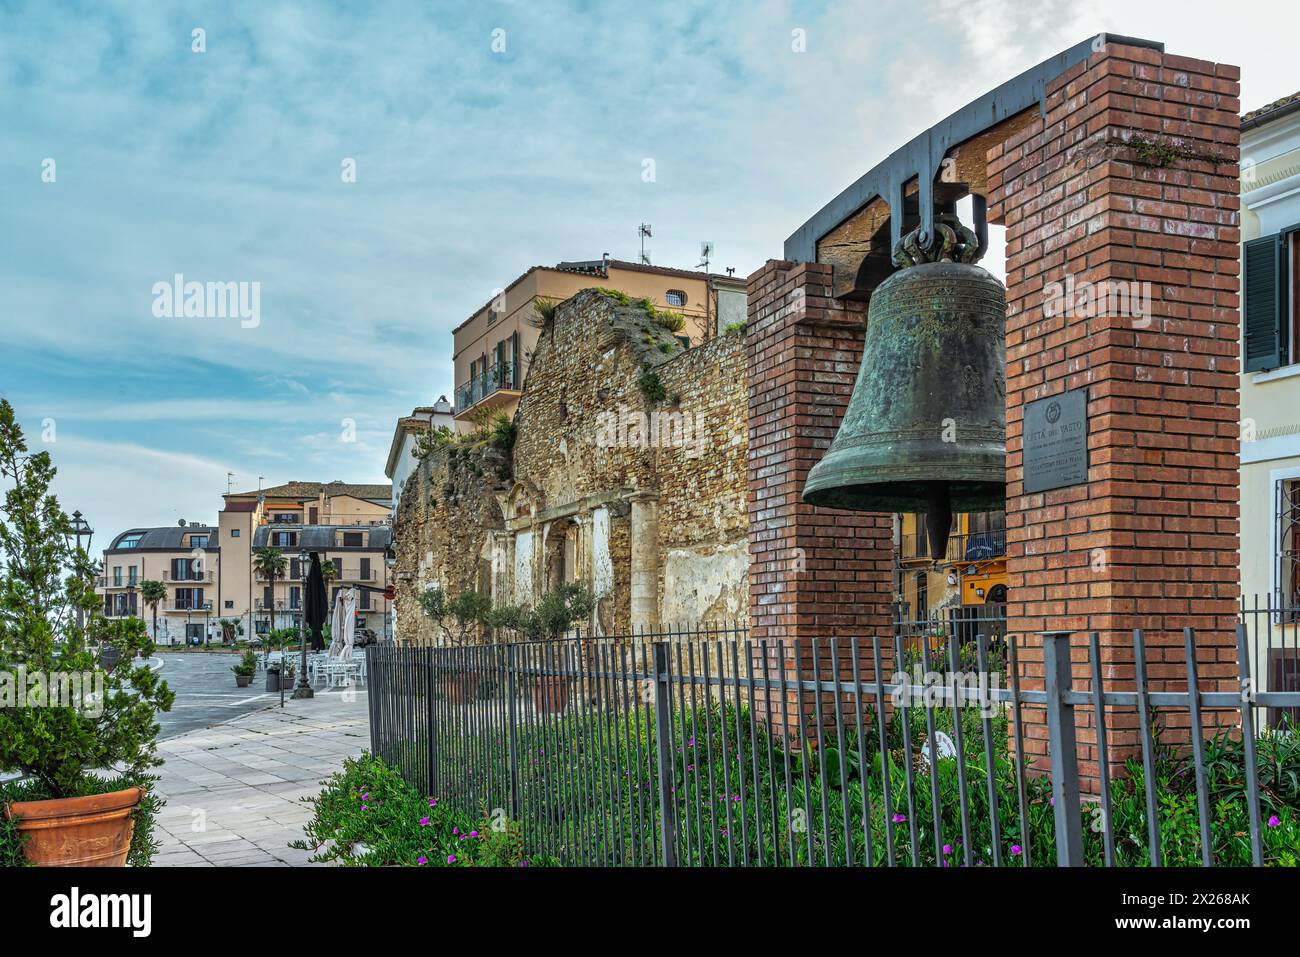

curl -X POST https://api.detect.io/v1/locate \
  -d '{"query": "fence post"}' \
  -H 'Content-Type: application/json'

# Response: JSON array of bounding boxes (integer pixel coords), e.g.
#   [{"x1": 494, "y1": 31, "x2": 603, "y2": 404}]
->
[
  {"x1": 505, "y1": 643, "x2": 520, "y2": 819},
  {"x1": 424, "y1": 647, "x2": 437, "y2": 798},
  {"x1": 652, "y1": 641, "x2": 678, "y2": 867},
  {"x1": 1043, "y1": 631, "x2": 1084, "y2": 866}
]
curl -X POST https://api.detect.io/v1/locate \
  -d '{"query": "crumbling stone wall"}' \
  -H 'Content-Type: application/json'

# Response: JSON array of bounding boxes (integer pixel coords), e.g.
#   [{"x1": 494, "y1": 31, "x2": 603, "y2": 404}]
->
[
  {"x1": 392, "y1": 287, "x2": 749, "y2": 642},
  {"x1": 391, "y1": 441, "x2": 506, "y2": 645}
]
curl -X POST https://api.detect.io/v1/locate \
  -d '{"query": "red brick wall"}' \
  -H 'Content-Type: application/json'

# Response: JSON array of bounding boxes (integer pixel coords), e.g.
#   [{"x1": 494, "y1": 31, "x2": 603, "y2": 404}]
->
[
  {"x1": 744, "y1": 261, "x2": 895, "y2": 736},
  {"x1": 988, "y1": 42, "x2": 1241, "y2": 777}
]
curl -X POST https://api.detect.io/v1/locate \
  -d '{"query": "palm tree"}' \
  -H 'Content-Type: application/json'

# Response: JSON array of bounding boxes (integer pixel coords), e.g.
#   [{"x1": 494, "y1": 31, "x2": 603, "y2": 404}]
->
[
  {"x1": 139, "y1": 579, "x2": 168, "y2": 645},
  {"x1": 252, "y1": 546, "x2": 287, "y2": 634}
]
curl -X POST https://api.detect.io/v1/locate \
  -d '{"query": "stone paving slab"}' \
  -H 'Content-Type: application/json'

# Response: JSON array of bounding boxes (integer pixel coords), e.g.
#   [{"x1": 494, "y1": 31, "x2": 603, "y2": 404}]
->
[{"x1": 151, "y1": 688, "x2": 368, "y2": 867}]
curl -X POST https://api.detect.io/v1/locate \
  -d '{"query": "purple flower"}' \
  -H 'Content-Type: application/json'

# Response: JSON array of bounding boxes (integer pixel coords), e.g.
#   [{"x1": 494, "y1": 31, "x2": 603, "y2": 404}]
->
[
  {"x1": 417, "y1": 856, "x2": 427, "y2": 865},
  {"x1": 519, "y1": 860, "x2": 530, "y2": 867},
  {"x1": 470, "y1": 830, "x2": 479, "y2": 839},
  {"x1": 447, "y1": 854, "x2": 457, "y2": 864},
  {"x1": 429, "y1": 798, "x2": 437, "y2": 807},
  {"x1": 1010, "y1": 844, "x2": 1023, "y2": 856},
  {"x1": 942, "y1": 844, "x2": 952, "y2": 856},
  {"x1": 1268, "y1": 815, "x2": 1281, "y2": 828},
  {"x1": 452, "y1": 826, "x2": 459, "y2": 835},
  {"x1": 419, "y1": 817, "x2": 430, "y2": 827},
  {"x1": 892, "y1": 813, "x2": 907, "y2": 823}
]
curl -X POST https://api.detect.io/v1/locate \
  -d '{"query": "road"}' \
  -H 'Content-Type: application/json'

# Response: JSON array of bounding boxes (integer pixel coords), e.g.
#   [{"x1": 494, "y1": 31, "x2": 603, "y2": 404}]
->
[{"x1": 155, "y1": 652, "x2": 285, "y2": 739}]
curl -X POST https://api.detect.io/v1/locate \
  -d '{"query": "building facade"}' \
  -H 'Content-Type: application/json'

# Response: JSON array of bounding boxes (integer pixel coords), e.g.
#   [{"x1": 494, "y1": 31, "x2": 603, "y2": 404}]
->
[
  {"x1": 452, "y1": 258, "x2": 746, "y2": 429},
  {"x1": 97, "y1": 523, "x2": 220, "y2": 645},
  {"x1": 219, "y1": 480, "x2": 394, "y2": 640},
  {"x1": 1239, "y1": 92, "x2": 1300, "y2": 709}
]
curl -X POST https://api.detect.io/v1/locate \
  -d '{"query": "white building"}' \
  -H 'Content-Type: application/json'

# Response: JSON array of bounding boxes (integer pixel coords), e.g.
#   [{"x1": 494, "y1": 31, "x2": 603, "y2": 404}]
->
[{"x1": 1239, "y1": 91, "x2": 1300, "y2": 724}]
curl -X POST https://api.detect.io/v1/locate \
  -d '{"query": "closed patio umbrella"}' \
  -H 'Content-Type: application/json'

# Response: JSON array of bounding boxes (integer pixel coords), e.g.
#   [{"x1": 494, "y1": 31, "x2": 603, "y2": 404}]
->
[{"x1": 305, "y1": 552, "x2": 328, "y2": 652}]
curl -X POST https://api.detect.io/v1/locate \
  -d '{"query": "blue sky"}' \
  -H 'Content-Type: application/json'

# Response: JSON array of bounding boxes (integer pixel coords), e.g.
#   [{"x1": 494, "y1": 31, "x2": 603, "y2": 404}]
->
[{"x1": 1, "y1": 0, "x2": 1295, "y2": 549}]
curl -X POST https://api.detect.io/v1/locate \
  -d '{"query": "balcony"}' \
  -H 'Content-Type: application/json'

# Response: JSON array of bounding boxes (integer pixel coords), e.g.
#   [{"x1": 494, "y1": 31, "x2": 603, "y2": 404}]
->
[
  {"x1": 900, "y1": 530, "x2": 1007, "y2": 564},
  {"x1": 97, "y1": 577, "x2": 140, "y2": 588},
  {"x1": 165, "y1": 569, "x2": 214, "y2": 584},
  {"x1": 455, "y1": 360, "x2": 518, "y2": 415},
  {"x1": 338, "y1": 566, "x2": 376, "y2": 582},
  {"x1": 168, "y1": 600, "x2": 214, "y2": 612}
]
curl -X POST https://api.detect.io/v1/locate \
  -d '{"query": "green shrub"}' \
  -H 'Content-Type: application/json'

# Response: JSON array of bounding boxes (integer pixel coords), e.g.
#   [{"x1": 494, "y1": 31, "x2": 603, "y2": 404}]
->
[
  {"x1": 292, "y1": 753, "x2": 550, "y2": 867},
  {"x1": 638, "y1": 367, "x2": 666, "y2": 405},
  {"x1": 654, "y1": 310, "x2": 686, "y2": 333},
  {"x1": 724, "y1": 320, "x2": 746, "y2": 337},
  {"x1": 0, "y1": 400, "x2": 173, "y2": 801}
]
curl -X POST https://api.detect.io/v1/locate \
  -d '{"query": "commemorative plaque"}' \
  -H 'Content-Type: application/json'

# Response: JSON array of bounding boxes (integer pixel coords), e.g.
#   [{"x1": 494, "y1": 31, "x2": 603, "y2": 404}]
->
[{"x1": 1022, "y1": 388, "x2": 1088, "y2": 494}]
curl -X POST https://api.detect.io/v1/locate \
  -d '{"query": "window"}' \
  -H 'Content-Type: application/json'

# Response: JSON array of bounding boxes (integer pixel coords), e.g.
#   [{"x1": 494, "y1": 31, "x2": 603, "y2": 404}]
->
[
  {"x1": 341, "y1": 531, "x2": 363, "y2": 548},
  {"x1": 175, "y1": 588, "x2": 204, "y2": 610},
  {"x1": 230, "y1": 528, "x2": 240, "y2": 537},
  {"x1": 1244, "y1": 225, "x2": 1300, "y2": 371},
  {"x1": 271, "y1": 512, "x2": 297, "y2": 524},
  {"x1": 117, "y1": 533, "x2": 143, "y2": 549},
  {"x1": 360, "y1": 557, "x2": 371, "y2": 582},
  {"x1": 1279, "y1": 478, "x2": 1300, "y2": 617},
  {"x1": 189, "y1": 534, "x2": 209, "y2": 548},
  {"x1": 128, "y1": 566, "x2": 138, "y2": 585},
  {"x1": 113, "y1": 566, "x2": 122, "y2": 586},
  {"x1": 272, "y1": 531, "x2": 297, "y2": 548},
  {"x1": 224, "y1": 600, "x2": 234, "y2": 609},
  {"x1": 665, "y1": 289, "x2": 687, "y2": 307},
  {"x1": 290, "y1": 586, "x2": 301, "y2": 610}
]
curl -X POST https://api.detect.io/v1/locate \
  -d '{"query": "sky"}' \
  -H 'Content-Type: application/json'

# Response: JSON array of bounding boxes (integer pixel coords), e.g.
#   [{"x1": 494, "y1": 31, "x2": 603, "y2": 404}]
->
[{"x1": 1, "y1": 0, "x2": 1295, "y2": 552}]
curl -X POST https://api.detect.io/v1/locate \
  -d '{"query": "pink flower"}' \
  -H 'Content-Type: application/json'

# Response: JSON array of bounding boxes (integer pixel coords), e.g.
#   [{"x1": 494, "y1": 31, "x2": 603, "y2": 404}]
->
[
  {"x1": 447, "y1": 854, "x2": 456, "y2": 864},
  {"x1": 419, "y1": 817, "x2": 430, "y2": 827},
  {"x1": 417, "y1": 856, "x2": 427, "y2": 865},
  {"x1": 469, "y1": 830, "x2": 479, "y2": 839},
  {"x1": 1268, "y1": 815, "x2": 1281, "y2": 828},
  {"x1": 452, "y1": 826, "x2": 459, "y2": 835},
  {"x1": 1010, "y1": 844, "x2": 1023, "y2": 856}
]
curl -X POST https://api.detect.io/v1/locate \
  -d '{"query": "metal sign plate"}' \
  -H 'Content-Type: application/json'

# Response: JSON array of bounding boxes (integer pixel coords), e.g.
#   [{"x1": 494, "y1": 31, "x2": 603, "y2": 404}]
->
[{"x1": 1022, "y1": 388, "x2": 1088, "y2": 494}]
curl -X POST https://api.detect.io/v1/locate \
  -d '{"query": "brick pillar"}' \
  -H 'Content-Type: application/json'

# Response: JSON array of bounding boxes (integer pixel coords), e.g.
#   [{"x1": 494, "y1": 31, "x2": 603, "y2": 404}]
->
[
  {"x1": 745, "y1": 260, "x2": 896, "y2": 740},
  {"x1": 988, "y1": 42, "x2": 1241, "y2": 780}
]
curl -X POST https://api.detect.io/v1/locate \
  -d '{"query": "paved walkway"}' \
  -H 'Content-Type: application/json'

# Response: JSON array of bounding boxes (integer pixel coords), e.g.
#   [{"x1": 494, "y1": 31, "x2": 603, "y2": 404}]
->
[{"x1": 151, "y1": 688, "x2": 369, "y2": 866}]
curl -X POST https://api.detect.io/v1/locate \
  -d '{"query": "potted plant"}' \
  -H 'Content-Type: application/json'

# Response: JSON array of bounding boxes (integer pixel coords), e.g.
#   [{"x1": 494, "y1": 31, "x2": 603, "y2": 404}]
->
[
  {"x1": 485, "y1": 584, "x2": 596, "y2": 713},
  {"x1": 0, "y1": 401, "x2": 174, "y2": 866},
  {"x1": 232, "y1": 650, "x2": 257, "y2": 687}
]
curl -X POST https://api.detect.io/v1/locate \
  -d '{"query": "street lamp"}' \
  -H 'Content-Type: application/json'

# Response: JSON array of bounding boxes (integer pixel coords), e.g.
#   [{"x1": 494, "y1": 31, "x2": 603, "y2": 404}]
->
[
  {"x1": 292, "y1": 548, "x2": 313, "y2": 700},
  {"x1": 202, "y1": 601, "x2": 212, "y2": 647},
  {"x1": 70, "y1": 510, "x2": 93, "y2": 633}
]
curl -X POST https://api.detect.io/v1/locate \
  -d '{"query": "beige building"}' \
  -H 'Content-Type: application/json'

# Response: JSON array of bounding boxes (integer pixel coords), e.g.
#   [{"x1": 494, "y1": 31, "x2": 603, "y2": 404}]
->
[
  {"x1": 218, "y1": 481, "x2": 394, "y2": 640},
  {"x1": 1238, "y1": 92, "x2": 1300, "y2": 721},
  {"x1": 452, "y1": 258, "x2": 747, "y2": 429},
  {"x1": 97, "y1": 523, "x2": 220, "y2": 645}
]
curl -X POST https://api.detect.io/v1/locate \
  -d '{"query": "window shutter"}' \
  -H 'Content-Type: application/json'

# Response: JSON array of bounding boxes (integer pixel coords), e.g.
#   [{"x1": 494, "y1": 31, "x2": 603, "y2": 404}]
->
[{"x1": 1244, "y1": 234, "x2": 1287, "y2": 371}]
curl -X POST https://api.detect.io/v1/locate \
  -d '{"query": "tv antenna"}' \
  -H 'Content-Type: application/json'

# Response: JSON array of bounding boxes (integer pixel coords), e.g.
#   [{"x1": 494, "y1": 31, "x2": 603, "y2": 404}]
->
[
  {"x1": 698, "y1": 241, "x2": 714, "y2": 271},
  {"x1": 638, "y1": 223, "x2": 652, "y2": 264},
  {"x1": 226, "y1": 471, "x2": 234, "y2": 494}
]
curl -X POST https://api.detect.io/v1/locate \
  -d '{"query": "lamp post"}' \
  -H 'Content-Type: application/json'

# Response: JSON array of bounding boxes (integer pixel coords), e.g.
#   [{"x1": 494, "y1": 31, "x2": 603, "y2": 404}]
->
[
  {"x1": 292, "y1": 548, "x2": 313, "y2": 699},
  {"x1": 202, "y1": 601, "x2": 212, "y2": 647},
  {"x1": 70, "y1": 510, "x2": 93, "y2": 634}
]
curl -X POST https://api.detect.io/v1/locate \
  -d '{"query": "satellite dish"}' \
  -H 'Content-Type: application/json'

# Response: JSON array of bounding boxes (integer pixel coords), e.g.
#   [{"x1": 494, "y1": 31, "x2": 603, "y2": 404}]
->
[{"x1": 178, "y1": 519, "x2": 186, "y2": 527}]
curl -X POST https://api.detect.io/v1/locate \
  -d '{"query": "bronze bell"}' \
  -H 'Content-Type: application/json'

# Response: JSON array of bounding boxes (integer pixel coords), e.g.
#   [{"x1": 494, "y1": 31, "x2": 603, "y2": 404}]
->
[{"x1": 803, "y1": 217, "x2": 1006, "y2": 559}]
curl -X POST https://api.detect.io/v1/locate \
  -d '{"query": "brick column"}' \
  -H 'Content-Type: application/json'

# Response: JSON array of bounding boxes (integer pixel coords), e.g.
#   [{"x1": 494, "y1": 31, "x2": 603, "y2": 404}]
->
[
  {"x1": 745, "y1": 260, "x2": 896, "y2": 739},
  {"x1": 988, "y1": 43, "x2": 1241, "y2": 779}
]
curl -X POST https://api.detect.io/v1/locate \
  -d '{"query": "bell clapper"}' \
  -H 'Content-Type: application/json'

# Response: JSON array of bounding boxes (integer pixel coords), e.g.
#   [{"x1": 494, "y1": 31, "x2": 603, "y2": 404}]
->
[{"x1": 925, "y1": 486, "x2": 953, "y2": 560}]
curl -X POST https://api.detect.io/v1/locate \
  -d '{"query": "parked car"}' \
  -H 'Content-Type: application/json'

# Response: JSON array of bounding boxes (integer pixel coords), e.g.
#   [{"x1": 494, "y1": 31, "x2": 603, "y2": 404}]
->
[{"x1": 352, "y1": 627, "x2": 378, "y2": 647}]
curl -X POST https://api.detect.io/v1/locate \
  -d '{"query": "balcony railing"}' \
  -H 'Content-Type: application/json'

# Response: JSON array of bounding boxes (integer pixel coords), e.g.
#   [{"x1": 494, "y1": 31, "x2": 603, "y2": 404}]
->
[
  {"x1": 338, "y1": 566, "x2": 376, "y2": 582},
  {"x1": 168, "y1": 600, "x2": 213, "y2": 612},
  {"x1": 455, "y1": 359, "x2": 517, "y2": 412},
  {"x1": 165, "y1": 569, "x2": 214, "y2": 584},
  {"x1": 900, "y1": 530, "x2": 1007, "y2": 563},
  {"x1": 97, "y1": 577, "x2": 140, "y2": 588}
]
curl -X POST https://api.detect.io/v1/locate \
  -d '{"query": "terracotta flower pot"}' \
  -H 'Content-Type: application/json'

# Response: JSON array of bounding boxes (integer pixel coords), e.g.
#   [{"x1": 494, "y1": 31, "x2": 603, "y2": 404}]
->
[
  {"x1": 235, "y1": 674, "x2": 252, "y2": 687},
  {"x1": 3, "y1": 785, "x2": 143, "y2": 867},
  {"x1": 531, "y1": 675, "x2": 570, "y2": 713}
]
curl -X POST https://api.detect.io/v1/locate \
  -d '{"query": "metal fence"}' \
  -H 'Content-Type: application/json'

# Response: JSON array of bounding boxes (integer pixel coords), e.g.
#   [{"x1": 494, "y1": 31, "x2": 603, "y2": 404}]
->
[{"x1": 368, "y1": 619, "x2": 1300, "y2": 867}]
